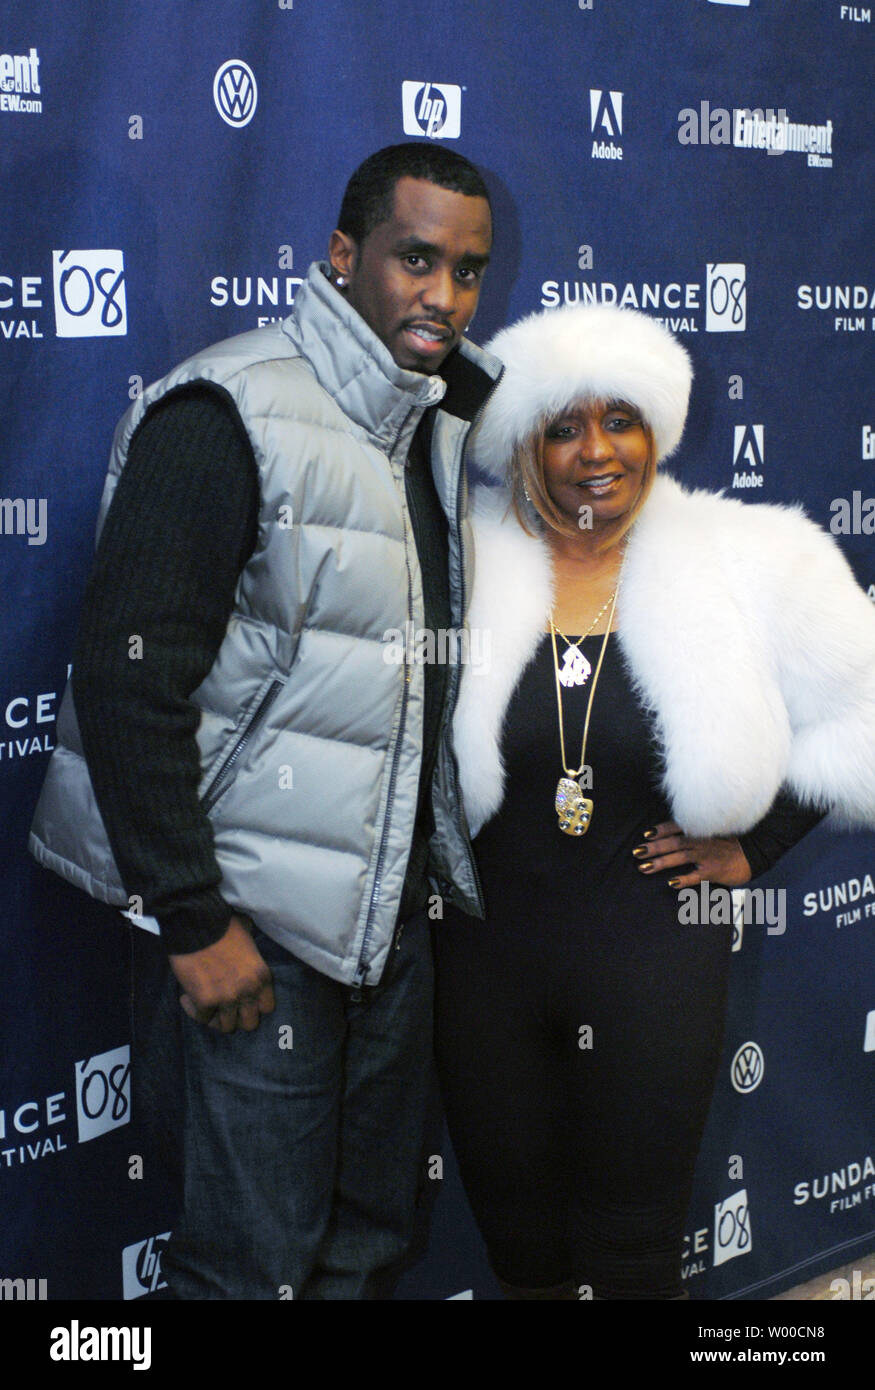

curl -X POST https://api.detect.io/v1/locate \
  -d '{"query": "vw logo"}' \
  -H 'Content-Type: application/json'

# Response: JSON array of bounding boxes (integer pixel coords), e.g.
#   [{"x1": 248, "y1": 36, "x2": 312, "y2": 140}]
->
[
  {"x1": 731, "y1": 1041, "x2": 764, "y2": 1093},
  {"x1": 214, "y1": 59, "x2": 257, "y2": 128}
]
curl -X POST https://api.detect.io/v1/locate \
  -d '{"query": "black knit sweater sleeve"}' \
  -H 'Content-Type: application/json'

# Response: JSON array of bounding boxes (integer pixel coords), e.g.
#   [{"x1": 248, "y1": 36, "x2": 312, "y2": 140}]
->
[
  {"x1": 736, "y1": 788, "x2": 827, "y2": 880},
  {"x1": 72, "y1": 384, "x2": 259, "y2": 954}
]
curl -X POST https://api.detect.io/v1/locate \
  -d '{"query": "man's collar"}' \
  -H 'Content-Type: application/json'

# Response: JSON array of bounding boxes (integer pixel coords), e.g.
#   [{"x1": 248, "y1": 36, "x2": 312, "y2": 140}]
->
[{"x1": 282, "y1": 262, "x2": 501, "y2": 446}]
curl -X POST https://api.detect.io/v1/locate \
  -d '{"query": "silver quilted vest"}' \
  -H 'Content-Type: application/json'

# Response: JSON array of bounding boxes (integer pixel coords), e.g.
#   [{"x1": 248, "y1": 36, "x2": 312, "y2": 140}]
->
[{"x1": 29, "y1": 261, "x2": 500, "y2": 986}]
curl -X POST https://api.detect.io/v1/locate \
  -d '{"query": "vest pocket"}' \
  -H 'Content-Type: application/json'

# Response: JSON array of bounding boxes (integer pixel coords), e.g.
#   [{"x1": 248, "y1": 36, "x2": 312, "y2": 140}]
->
[{"x1": 201, "y1": 677, "x2": 285, "y2": 812}]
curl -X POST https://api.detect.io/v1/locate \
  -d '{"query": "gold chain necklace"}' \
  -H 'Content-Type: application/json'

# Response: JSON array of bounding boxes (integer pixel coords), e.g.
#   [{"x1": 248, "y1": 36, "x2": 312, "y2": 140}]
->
[
  {"x1": 549, "y1": 582, "x2": 620, "y2": 836},
  {"x1": 550, "y1": 588, "x2": 617, "y2": 650}
]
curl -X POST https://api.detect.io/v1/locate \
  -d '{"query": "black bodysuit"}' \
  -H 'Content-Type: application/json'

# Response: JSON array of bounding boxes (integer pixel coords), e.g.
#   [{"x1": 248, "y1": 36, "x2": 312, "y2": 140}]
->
[{"x1": 434, "y1": 633, "x2": 819, "y2": 1298}]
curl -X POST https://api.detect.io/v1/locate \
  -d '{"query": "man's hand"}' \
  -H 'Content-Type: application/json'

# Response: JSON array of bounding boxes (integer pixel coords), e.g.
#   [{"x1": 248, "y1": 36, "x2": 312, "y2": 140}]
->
[
  {"x1": 169, "y1": 916, "x2": 275, "y2": 1034},
  {"x1": 633, "y1": 821, "x2": 752, "y2": 890}
]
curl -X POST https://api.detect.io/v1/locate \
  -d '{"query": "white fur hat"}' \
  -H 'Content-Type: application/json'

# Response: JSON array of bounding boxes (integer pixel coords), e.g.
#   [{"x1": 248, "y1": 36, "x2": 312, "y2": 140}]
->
[{"x1": 470, "y1": 302, "x2": 693, "y2": 479}]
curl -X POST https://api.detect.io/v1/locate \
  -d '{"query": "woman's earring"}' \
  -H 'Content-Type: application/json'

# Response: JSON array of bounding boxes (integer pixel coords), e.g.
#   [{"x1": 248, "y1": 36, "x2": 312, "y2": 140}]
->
[
  {"x1": 335, "y1": 274, "x2": 347, "y2": 288},
  {"x1": 523, "y1": 482, "x2": 532, "y2": 502}
]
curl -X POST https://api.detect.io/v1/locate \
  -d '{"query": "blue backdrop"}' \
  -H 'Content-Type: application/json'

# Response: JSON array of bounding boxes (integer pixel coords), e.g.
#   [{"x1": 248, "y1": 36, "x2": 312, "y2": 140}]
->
[{"x1": 1, "y1": 0, "x2": 873, "y2": 1301}]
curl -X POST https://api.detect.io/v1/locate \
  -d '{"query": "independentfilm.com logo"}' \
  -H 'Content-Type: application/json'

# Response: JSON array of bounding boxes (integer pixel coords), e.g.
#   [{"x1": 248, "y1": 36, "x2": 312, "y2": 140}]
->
[
  {"x1": 0, "y1": 46, "x2": 41, "y2": 114},
  {"x1": 731, "y1": 1041, "x2": 764, "y2": 1093},
  {"x1": 590, "y1": 89, "x2": 623, "y2": 160},
  {"x1": 122, "y1": 1234, "x2": 170, "y2": 1299},
  {"x1": 52, "y1": 250, "x2": 127, "y2": 337},
  {"x1": 713, "y1": 1189, "x2": 752, "y2": 1266},
  {"x1": 214, "y1": 59, "x2": 257, "y2": 128},
  {"x1": 75, "y1": 1045, "x2": 131, "y2": 1143},
  {"x1": 401, "y1": 81, "x2": 462, "y2": 140}
]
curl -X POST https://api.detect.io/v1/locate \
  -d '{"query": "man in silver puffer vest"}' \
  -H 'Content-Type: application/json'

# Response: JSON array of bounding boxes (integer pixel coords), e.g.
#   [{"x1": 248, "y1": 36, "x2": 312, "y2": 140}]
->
[{"x1": 29, "y1": 143, "x2": 500, "y2": 1298}]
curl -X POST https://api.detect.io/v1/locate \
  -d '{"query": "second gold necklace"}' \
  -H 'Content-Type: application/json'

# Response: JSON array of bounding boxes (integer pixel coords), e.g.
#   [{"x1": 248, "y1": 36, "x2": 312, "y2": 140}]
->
[{"x1": 549, "y1": 581, "x2": 621, "y2": 836}]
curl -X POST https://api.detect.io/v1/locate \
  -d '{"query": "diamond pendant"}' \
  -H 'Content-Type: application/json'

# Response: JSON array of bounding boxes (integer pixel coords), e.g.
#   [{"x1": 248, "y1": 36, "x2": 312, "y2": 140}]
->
[
  {"x1": 555, "y1": 777, "x2": 593, "y2": 836},
  {"x1": 558, "y1": 648, "x2": 592, "y2": 687}
]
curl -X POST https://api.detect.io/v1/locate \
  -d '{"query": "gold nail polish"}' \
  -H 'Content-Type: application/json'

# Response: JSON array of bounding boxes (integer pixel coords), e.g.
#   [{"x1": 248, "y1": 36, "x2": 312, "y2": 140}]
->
[
  {"x1": 642, "y1": 828, "x2": 657, "y2": 840},
  {"x1": 668, "y1": 877, "x2": 681, "y2": 888},
  {"x1": 638, "y1": 861, "x2": 653, "y2": 872},
  {"x1": 632, "y1": 846, "x2": 649, "y2": 858}
]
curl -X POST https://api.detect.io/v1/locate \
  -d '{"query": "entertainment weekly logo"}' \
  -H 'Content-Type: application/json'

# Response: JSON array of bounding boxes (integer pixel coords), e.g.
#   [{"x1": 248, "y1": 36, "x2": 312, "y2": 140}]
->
[
  {"x1": 677, "y1": 102, "x2": 834, "y2": 167},
  {"x1": 0, "y1": 46, "x2": 42, "y2": 114},
  {"x1": 540, "y1": 263, "x2": 746, "y2": 333}
]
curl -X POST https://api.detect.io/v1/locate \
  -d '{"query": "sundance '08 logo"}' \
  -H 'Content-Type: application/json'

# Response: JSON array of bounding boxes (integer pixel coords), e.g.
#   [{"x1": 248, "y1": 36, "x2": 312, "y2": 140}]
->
[
  {"x1": 706, "y1": 262, "x2": 746, "y2": 331},
  {"x1": 713, "y1": 1189, "x2": 752, "y2": 1267},
  {"x1": 52, "y1": 250, "x2": 127, "y2": 338},
  {"x1": 214, "y1": 59, "x2": 257, "y2": 128},
  {"x1": 731, "y1": 1040, "x2": 764, "y2": 1093},
  {"x1": 75, "y1": 1045, "x2": 131, "y2": 1142}
]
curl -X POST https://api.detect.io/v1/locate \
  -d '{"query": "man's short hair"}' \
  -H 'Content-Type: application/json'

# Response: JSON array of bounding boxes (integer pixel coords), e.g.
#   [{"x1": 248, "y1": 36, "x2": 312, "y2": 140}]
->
[{"x1": 337, "y1": 143, "x2": 492, "y2": 246}]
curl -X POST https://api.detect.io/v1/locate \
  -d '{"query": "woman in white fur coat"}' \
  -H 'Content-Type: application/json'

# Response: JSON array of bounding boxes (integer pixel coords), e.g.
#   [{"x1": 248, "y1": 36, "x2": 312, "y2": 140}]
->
[{"x1": 435, "y1": 302, "x2": 875, "y2": 1301}]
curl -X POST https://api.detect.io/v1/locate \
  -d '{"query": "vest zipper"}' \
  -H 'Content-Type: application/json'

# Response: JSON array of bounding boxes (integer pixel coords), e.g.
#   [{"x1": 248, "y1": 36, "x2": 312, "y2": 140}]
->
[
  {"x1": 442, "y1": 440, "x2": 486, "y2": 916},
  {"x1": 437, "y1": 373, "x2": 503, "y2": 917},
  {"x1": 355, "y1": 418, "x2": 419, "y2": 988},
  {"x1": 201, "y1": 678, "x2": 284, "y2": 812}
]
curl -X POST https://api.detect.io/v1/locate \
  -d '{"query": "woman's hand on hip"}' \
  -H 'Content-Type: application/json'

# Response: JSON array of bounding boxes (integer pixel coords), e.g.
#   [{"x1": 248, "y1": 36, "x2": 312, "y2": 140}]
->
[{"x1": 632, "y1": 821, "x2": 752, "y2": 889}]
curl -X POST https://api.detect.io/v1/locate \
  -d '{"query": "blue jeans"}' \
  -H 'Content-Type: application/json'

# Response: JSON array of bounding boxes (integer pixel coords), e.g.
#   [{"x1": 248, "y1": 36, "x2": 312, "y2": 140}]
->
[{"x1": 131, "y1": 912, "x2": 434, "y2": 1299}]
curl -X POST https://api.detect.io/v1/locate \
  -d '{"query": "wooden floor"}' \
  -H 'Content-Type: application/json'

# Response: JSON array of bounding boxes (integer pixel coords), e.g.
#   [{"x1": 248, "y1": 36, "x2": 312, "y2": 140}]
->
[{"x1": 771, "y1": 1250, "x2": 875, "y2": 1300}]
